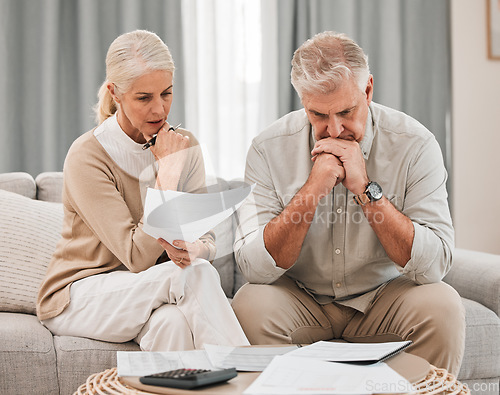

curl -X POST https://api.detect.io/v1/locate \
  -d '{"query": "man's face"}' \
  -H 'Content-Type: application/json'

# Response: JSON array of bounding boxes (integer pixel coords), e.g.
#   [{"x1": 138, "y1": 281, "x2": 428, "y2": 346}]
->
[{"x1": 302, "y1": 76, "x2": 373, "y2": 143}]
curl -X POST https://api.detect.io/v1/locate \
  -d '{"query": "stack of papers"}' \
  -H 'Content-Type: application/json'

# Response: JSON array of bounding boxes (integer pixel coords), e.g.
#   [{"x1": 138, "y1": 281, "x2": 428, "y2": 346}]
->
[
  {"x1": 117, "y1": 345, "x2": 298, "y2": 376},
  {"x1": 117, "y1": 341, "x2": 414, "y2": 394},
  {"x1": 243, "y1": 355, "x2": 413, "y2": 394},
  {"x1": 243, "y1": 341, "x2": 413, "y2": 394},
  {"x1": 203, "y1": 344, "x2": 299, "y2": 371},
  {"x1": 286, "y1": 340, "x2": 412, "y2": 363},
  {"x1": 117, "y1": 350, "x2": 212, "y2": 377}
]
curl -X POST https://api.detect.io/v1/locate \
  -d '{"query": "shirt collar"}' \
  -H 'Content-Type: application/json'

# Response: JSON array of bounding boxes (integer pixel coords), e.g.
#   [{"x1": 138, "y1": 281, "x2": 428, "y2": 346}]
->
[
  {"x1": 102, "y1": 114, "x2": 147, "y2": 154},
  {"x1": 359, "y1": 105, "x2": 375, "y2": 160}
]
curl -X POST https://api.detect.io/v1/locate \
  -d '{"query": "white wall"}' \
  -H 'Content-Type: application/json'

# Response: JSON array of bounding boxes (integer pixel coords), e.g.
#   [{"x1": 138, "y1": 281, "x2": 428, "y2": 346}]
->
[{"x1": 451, "y1": 0, "x2": 500, "y2": 254}]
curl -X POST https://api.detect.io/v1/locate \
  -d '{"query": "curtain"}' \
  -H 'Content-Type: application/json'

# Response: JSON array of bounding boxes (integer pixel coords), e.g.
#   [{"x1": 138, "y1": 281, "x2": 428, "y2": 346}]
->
[
  {"x1": 0, "y1": 0, "x2": 184, "y2": 176},
  {"x1": 181, "y1": 0, "x2": 263, "y2": 181},
  {"x1": 0, "y1": 0, "x2": 451, "y2": 181}
]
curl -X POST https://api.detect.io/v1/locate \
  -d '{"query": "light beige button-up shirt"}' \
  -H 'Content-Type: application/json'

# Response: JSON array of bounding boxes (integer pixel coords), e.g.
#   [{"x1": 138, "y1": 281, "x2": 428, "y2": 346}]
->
[{"x1": 234, "y1": 102, "x2": 454, "y2": 313}]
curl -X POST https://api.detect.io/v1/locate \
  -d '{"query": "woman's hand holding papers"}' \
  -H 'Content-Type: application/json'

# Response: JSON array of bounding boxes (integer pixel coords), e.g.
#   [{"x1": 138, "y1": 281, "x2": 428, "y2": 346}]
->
[{"x1": 158, "y1": 238, "x2": 209, "y2": 268}]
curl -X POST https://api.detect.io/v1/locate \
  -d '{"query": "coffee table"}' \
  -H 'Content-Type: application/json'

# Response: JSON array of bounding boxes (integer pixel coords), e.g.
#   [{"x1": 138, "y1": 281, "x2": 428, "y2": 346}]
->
[{"x1": 75, "y1": 351, "x2": 469, "y2": 394}]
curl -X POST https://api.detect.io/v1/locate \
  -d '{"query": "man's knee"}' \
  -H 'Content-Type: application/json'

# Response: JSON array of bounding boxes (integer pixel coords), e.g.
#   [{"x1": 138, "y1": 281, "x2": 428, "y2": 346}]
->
[
  {"x1": 233, "y1": 281, "x2": 303, "y2": 344},
  {"x1": 410, "y1": 282, "x2": 465, "y2": 338},
  {"x1": 404, "y1": 282, "x2": 465, "y2": 374},
  {"x1": 232, "y1": 279, "x2": 332, "y2": 345}
]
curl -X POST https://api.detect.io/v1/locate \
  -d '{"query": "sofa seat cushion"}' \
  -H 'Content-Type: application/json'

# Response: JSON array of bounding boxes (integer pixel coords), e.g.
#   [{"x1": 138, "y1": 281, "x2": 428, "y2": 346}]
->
[
  {"x1": 0, "y1": 189, "x2": 63, "y2": 314},
  {"x1": 0, "y1": 312, "x2": 59, "y2": 394},
  {"x1": 458, "y1": 298, "x2": 500, "y2": 380},
  {"x1": 54, "y1": 336, "x2": 139, "y2": 395}
]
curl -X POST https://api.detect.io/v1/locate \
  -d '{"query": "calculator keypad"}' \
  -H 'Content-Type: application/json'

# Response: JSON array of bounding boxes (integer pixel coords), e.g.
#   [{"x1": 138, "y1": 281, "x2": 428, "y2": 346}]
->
[{"x1": 150, "y1": 369, "x2": 210, "y2": 379}]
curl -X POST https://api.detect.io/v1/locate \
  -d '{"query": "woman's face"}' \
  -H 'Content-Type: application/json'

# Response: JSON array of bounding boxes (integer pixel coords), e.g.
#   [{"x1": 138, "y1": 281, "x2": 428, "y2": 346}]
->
[{"x1": 110, "y1": 70, "x2": 173, "y2": 144}]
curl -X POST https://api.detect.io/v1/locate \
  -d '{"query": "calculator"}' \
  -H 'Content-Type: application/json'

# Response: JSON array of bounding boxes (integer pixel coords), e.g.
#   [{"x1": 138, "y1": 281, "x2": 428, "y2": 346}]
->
[{"x1": 139, "y1": 368, "x2": 238, "y2": 389}]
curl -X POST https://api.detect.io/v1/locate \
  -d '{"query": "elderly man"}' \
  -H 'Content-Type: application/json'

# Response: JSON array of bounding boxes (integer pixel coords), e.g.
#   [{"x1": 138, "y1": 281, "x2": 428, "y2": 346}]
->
[{"x1": 232, "y1": 31, "x2": 465, "y2": 375}]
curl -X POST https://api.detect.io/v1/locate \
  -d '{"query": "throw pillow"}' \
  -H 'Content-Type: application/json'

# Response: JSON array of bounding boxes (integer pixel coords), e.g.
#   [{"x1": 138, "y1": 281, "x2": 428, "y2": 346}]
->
[{"x1": 0, "y1": 189, "x2": 63, "y2": 315}]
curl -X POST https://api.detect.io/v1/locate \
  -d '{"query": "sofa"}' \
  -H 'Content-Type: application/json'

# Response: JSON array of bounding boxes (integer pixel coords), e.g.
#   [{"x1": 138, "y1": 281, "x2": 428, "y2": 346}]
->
[{"x1": 0, "y1": 171, "x2": 499, "y2": 395}]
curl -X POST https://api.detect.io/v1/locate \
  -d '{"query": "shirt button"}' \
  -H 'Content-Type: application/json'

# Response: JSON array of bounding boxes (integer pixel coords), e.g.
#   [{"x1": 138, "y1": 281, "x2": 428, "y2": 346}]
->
[
  {"x1": 336, "y1": 282, "x2": 342, "y2": 288},
  {"x1": 335, "y1": 248, "x2": 341, "y2": 254},
  {"x1": 336, "y1": 208, "x2": 342, "y2": 214}
]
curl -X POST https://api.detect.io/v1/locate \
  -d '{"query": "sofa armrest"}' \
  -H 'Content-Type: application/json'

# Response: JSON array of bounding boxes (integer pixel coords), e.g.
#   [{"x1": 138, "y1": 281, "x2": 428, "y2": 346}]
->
[
  {"x1": 443, "y1": 248, "x2": 500, "y2": 316},
  {"x1": 0, "y1": 172, "x2": 36, "y2": 198}
]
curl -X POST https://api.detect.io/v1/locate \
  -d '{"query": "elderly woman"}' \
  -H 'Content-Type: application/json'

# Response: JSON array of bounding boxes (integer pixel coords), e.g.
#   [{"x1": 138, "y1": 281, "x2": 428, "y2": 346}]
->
[{"x1": 36, "y1": 30, "x2": 249, "y2": 351}]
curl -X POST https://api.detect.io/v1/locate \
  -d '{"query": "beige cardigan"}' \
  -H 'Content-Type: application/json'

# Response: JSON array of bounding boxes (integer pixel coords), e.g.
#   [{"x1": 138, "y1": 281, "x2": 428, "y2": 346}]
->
[{"x1": 37, "y1": 128, "x2": 214, "y2": 321}]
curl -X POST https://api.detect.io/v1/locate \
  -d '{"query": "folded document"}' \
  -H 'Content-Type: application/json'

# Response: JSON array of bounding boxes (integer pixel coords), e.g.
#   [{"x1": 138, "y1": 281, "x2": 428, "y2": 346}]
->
[{"x1": 143, "y1": 184, "x2": 254, "y2": 244}]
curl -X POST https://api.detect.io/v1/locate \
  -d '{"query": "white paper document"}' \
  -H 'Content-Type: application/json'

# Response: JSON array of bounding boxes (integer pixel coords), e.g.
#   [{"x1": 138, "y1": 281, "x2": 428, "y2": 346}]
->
[
  {"x1": 143, "y1": 184, "x2": 254, "y2": 244},
  {"x1": 243, "y1": 355, "x2": 413, "y2": 394},
  {"x1": 286, "y1": 340, "x2": 412, "y2": 363},
  {"x1": 204, "y1": 344, "x2": 299, "y2": 371},
  {"x1": 116, "y1": 350, "x2": 213, "y2": 377}
]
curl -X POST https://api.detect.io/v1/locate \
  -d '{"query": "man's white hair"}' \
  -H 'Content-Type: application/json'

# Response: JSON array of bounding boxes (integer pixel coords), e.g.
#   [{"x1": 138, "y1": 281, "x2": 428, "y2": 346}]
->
[{"x1": 291, "y1": 31, "x2": 370, "y2": 98}]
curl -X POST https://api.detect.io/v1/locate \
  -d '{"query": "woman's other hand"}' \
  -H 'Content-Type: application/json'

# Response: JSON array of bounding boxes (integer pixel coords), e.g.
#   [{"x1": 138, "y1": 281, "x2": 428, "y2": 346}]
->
[{"x1": 157, "y1": 238, "x2": 209, "y2": 269}]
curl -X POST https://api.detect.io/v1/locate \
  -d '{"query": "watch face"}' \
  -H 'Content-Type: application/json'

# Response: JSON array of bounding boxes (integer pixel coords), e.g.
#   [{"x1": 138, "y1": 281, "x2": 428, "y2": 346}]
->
[{"x1": 367, "y1": 182, "x2": 383, "y2": 201}]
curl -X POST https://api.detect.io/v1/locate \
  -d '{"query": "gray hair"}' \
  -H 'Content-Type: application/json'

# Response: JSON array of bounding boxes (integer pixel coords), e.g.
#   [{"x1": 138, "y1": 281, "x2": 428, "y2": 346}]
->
[
  {"x1": 291, "y1": 31, "x2": 370, "y2": 98},
  {"x1": 94, "y1": 30, "x2": 175, "y2": 124}
]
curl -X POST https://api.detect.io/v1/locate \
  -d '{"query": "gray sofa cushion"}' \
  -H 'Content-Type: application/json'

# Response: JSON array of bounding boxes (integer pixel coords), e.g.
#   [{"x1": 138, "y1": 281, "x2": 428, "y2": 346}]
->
[
  {"x1": 54, "y1": 336, "x2": 139, "y2": 395},
  {"x1": 444, "y1": 249, "x2": 500, "y2": 316},
  {"x1": 460, "y1": 378, "x2": 499, "y2": 395},
  {"x1": 0, "y1": 312, "x2": 59, "y2": 394},
  {"x1": 228, "y1": 179, "x2": 249, "y2": 295},
  {"x1": 212, "y1": 214, "x2": 235, "y2": 297},
  {"x1": 458, "y1": 298, "x2": 500, "y2": 380},
  {"x1": 0, "y1": 172, "x2": 36, "y2": 199},
  {"x1": 208, "y1": 177, "x2": 243, "y2": 297},
  {"x1": 35, "y1": 172, "x2": 63, "y2": 203},
  {"x1": 0, "y1": 189, "x2": 63, "y2": 314}
]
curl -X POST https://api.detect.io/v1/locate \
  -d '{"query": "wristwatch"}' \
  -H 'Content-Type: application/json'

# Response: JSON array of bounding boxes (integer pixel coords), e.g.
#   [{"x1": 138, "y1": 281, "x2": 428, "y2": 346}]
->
[{"x1": 353, "y1": 181, "x2": 383, "y2": 206}]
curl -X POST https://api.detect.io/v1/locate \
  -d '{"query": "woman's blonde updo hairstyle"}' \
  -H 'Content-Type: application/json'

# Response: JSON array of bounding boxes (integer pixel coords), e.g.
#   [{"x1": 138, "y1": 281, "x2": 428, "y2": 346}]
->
[{"x1": 94, "y1": 30, "x2": 175, "y2": 124}]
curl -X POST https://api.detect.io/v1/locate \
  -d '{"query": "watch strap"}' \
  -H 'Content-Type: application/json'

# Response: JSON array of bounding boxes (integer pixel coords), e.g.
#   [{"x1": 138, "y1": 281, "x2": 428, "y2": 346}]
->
[{"x1": 353, "y1": 193, "x2": 371, "y2": 206}]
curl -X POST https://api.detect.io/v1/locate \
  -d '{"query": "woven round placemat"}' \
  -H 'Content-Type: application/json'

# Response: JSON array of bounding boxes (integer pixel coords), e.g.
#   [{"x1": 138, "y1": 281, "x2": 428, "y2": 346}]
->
[
  {"x1": 411, "y1": 366, "x2": 470, "y2": 395},
  {"x1": 75, "y1": 368, "x2": 153, "y2": 395},
  {"x1": 74, "y1": 365, "x2": 470, "y2": 395}
]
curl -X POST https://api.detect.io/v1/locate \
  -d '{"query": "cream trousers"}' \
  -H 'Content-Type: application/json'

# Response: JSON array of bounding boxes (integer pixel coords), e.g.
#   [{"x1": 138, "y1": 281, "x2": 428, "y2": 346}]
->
[
  {"x1": 42, "y1": 260, "x2": 249, "y2": 351},
  {"x1": 232, "y1": 275, "x2": 465, "y2": 376}
]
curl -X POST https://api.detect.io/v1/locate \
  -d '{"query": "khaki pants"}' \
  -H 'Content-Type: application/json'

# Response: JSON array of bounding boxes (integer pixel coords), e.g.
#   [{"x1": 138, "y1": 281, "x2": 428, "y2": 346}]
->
[
  {"x1": 232, "y1": 275, "x2": 465, "y2": 376},
  {"x1": 42, "y1": 260, "x2": 249, "y2": 351}
]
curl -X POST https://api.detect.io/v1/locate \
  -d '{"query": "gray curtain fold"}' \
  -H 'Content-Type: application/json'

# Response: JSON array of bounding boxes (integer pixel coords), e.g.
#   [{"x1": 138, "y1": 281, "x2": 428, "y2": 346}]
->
[
  {"x1": 276, "y1": 0, "x2": 451, "y2": 169},
  {"x1": 0, "y1": 0, "x2": 184, "y2": 176}
]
